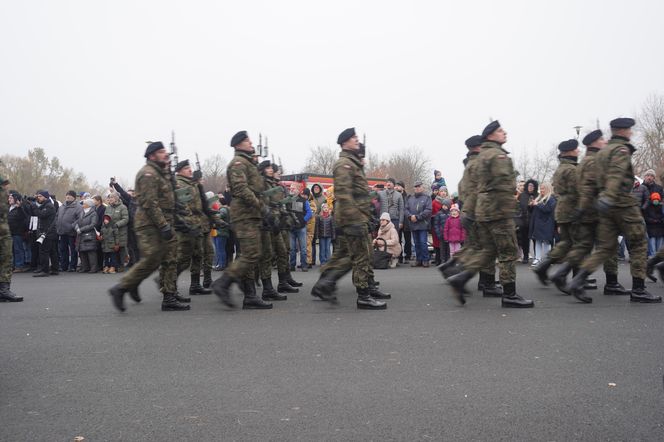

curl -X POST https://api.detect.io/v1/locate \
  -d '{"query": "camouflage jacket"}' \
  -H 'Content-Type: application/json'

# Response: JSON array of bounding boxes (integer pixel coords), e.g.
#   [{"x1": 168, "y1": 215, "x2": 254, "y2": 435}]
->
[
  {"x1": 333, "y1": 150, "x2": 371, "y2": 228},
  {"x1": 552, "y1": 156, "x2": 578, "y2": 223},
  {"x1": 133, "y1": 160, "x2": 174, "y2": 230},
  {"x1": 0, "y1": 187, "x2": 8, "y2": 238},
  {"x1": 596, "y1": 136, "x2": 638, "y2": 208},
  {"x1": 176, "y1": 175, "x2": 204, "y2": 232},
  {"x1": 227, "y1": 151, "x2": 263, "y2": 223},
  {"x1": 475, "y1": 141, "x2": 517, "y2": 222},
  {"x1": 576, "y1": 147, "x2": 601, "y2": 223},
  {"x1": 459, "y1": 152, "x2": 480, "y2": 218}
]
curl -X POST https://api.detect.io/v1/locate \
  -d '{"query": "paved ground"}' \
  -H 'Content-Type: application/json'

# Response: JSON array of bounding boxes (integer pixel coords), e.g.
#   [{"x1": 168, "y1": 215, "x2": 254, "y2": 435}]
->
[{"x1": 1, "y1": 262, "x2": 663, "y2": 441}]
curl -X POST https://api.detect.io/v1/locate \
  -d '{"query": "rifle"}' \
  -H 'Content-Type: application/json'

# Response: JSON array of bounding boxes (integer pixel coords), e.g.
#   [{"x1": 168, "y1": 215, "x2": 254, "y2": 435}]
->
[
  {"x1": 193, "y1": 153, "x2": 203, "y2": 181},
  {"x1": 169, "y1": 131, "x2": 192, "y2": 233},
  {"x1": 256, "y1": 133, "x2": 269, "y2": 158}
]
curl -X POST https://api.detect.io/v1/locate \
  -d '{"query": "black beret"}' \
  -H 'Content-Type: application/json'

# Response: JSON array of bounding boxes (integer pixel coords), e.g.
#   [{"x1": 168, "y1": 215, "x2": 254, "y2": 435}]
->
[
  {"x1": 558, "y1": 139, "x2": 579, "y2": 152},
  {"x1": 144, "y1": 141, "x2": 165, "y2": 158},
  {"x1": 230, "y1": 131, "x2": 249, "y2": 147},
  {"x1": 465, "y1": 135, "x2": 483, "y2": 148},
  {"x1": 257, "y1": 160, "x2": 272, "y2": 172},
  {"x1": 610, "y1": 117, "x2": 635, "y2": 129},
  {"x1": 175, "y1": 159, "x2": 190, "y2": 172},
  {"x1": 396, "y1": 181, "x2": 405, "y2": 187},
  {"x1": 481, "y1": 120, "x2": 500, "y2": 139},
  {"x1": 337, "y1": 127, "x2": 356, "y2": 145},
  {"x1": 582, "y1": 129, "x2": 603, "y2": 146}
]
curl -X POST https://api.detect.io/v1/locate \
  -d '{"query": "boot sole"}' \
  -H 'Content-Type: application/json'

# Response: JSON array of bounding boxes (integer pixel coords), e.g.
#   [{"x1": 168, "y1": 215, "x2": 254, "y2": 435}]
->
[
  {"x1": 571, "y1": 289, "x2": 593, "y2": 303},
  {"x1": 242, "y1": 304, "x2": 273, "y2": 309},
  {"x1": 161, "y1": 305, "x2": 191, "y2": 311},
  {"x1": 630, "y1": 296, "x2": 662, "y2": 303},
  {"x1": 357, "y1": 303, "x2": 387, "y2": 310},
  {"x1": 501, "y1": 301, "x2": 534, "y2": 308},
  {"x1": 603, "y1": 290, "x2": 628, "y2": 296},
  {"x1": 533, "y1": 269, "x2": 549, "y2": 286},
  {"x1": 278, "y1": 288, "x2": 299, "y2": 293},
  {"x1": 0, "y1": 297, "x2": 23, "y2": 302}
]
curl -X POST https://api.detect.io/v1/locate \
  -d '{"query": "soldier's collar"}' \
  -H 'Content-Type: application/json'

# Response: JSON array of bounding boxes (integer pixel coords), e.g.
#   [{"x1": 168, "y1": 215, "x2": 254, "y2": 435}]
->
[
  {"x1": 235, "y1": 151, "x2": 254, "y2": 161},
  {"x1": 467, "y1": 151, "x2": 480, "y2": 157},
  {"x1": 558, "y1": 155, "x2": 578, "y2": 163},
  {"x1": 610, "y1": 135, "x2": 630, "y2": 142},
  {"x1": 482, "y1": 140, "x2": 509, "y2": 153},
  {"x1": 340, "y1": 149, "x2": 362, "y2": 163},
  {"x1": 586, "y1": 146, "x2": 600, "y2": 153},
  {"x1": 146, "y1": 159, "x2": 168, "y2": 174}
]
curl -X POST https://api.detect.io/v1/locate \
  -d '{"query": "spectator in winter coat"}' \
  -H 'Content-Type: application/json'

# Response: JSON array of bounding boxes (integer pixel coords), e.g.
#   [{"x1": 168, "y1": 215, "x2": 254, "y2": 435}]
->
[
  {"x1": 644, "y1": 192, "x2": 664, "y2": 257},
  {"x1": 8, "y1": 192, "x2": 30, "y2": 271},
  {"x1": 110, "y1": 179, "x2": 139, "y2": 266},
  {"x1": 305, "y1": 188, "x2": 318, "y2": 267},
  {"x1": 431, "y1": 188, "x2": 450, "y2": 265},
  {"x1": 56, "y1": 190, "x2": 83, "y2": 272},
  {"x1": 374, "y1": 212, "x2": 401, "y2": 268},
  {"x1": 310, "y1": 184, "x2": 326, "y2": 215},
  {"x1": 528, "y1": 183, "x2": 556, "y2": 265},
  {"x1": 443, "y1": 204, "x2": 465, "y2": 257},
  {"x1": 75, "y1": 198, "x2": 99, "y2": 273},
  {"x1": 105, "y1": 192, "x2": 129, "y2": 272},
  {"x1": 405, "y1": 181, "x2": 433, "y2": 267},
  {"x1": 377, "y1": 178, "x2": 405, "y2": 231},
  {"x1": 315, "y1": 203, "x2": 335, "y2": 265},
  {"x1": 431, "y1": 170, "x2": 447, "y2": 193},
  {"x1": 32, "y1": 190, "x2": 58, "y2": 276},
  {"x1": 631, "y1": 179, "x2": 649, "y2": 211},
  {"x1": 395, "y1": 181, "x2": 412, "y2": 263},
  {"x1": 100, "y1": 214, "x2": 119, "y2": 273},
  {"x1": 517, "y1": 179, "x2": 538, "y2": 263},
  {"x1": 288, "y1": 183, "x2": 312, "y2": 271}
]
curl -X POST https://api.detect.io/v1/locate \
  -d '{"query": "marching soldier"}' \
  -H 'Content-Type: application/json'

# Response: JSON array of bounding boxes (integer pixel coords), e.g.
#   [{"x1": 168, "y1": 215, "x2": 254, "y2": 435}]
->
[
  {"x1": 212, "y1": 131, "x2": 272, "y2": 309},
  {"x1": 447, "y1": 121, "x2": 534, "y2": 308},
  {"x1": 567, "y1": 118, "x2": 661, "y2": 303},
  {"x1": 109, "y1": 142, "x2": 190, "y2": 312},
  {"x1": 273, "y1": 164, "x2": 303, "y2": 290},
  {"x1": 532, "y1": 139, "x2": 580, "y2": 284},
  {"x1": 173, "y1": 160, "x2": 211, "y2": 298},
  {"x1": 549, "y1": 130, "x2": 624, "y2": 294},
  {"x1": 310, "y1": 127, "x2": 387, "y2": 310},
  {"x1": 440, "y1": 135, "x2": 502, "y2": 297},
  {"x1": 0, "y1": 173, "x2": 23, "y2": 302}
]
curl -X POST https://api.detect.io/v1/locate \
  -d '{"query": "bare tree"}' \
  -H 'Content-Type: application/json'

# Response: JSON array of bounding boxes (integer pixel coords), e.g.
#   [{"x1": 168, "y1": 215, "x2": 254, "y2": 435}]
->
[
  {"x1": 384, "y1": 147, "x2": 431, "y2": 191},
  {"x1": 302, "y1": 146, "x2": 338, "y2": 175},
  {"x1": 201, "y1": 153, "x2": 227, "y2": 193},
  {"x1": 633, "y1": 93, "x2": 664, "y2": 177},
  {"x1": 513, "y1": 144, "x2": 558, "y2": 184}
]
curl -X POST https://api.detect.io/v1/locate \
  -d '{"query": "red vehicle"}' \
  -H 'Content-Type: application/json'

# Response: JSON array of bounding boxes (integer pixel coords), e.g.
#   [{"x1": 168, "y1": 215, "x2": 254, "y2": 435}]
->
[{"x1": 280, "y1": 173, "x2": 388, "y2": 191}]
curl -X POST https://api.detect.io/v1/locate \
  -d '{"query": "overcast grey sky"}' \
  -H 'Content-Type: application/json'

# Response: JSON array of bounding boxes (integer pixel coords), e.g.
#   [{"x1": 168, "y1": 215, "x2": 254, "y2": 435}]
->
[{"x1": 2, "y1": 0, "x2": 663, "y2": 191}]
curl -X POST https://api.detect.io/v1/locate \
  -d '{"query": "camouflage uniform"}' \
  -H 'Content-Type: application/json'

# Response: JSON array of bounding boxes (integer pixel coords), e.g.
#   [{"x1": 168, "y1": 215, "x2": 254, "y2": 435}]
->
[
  {"x1": 546, "y1": 156, "x2": 578, "y2": 263},
  {"x1": 579, "y1": 136, "x2": 646, "y2": 278},
  {"x1": 0, "y1": 181, "x2": 21, "y2": 301},
  {"x1": 119, "y1": 160, "x2": 177, "y2": 295},
  {"x1": 463, "y1": 141, "x2": 519, "y2": 285},
  {"x1": 174, "y1": 174, "x2": 203, "y2": 285}
]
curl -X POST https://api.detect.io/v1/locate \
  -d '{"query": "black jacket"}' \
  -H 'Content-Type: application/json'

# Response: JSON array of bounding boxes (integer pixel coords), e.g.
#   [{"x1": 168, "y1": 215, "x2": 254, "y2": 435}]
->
[
  {"x1": 34, "y1": 200, "x2": 57, "y2": 238},
  {"x1": 8, "y1": 205, "x2": 29, "y2": 236}
]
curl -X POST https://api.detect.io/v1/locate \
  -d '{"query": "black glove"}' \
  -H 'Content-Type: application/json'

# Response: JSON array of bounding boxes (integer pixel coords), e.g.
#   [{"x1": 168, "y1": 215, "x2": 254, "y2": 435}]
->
[
  {"x1": 460, "y1": 213, "x2": 474, "y2": 230},
  {"x1": 596, "y1": 197, "x2": 613, "y2": 214},
  {"x1": 160, "y1": 224, "x2": 174, "y2": 240}
]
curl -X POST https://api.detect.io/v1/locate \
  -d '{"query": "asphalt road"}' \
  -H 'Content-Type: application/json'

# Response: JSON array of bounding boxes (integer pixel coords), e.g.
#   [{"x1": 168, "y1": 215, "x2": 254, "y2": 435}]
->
[{"x1": 1, "y1": 262, "x2": 663, "y2": 441}]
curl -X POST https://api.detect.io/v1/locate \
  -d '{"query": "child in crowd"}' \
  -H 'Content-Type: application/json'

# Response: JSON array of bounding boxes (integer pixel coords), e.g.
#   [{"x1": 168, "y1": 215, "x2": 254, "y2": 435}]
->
[
  {"x1": 375, "y1": 212, "x2": 402, "y2": 268},
  {"x1": 316, "y1": 203, "x2": 335, "y2": 265},
  {"x1": 100, "y1": 214, "x2": 119, "y2": 273},
  {"x1": 443, "y1": 204, "x2": 465, "y2": 256},
  {"x1": 432, "y1": 198, "x2": 451, "y2": 264}
]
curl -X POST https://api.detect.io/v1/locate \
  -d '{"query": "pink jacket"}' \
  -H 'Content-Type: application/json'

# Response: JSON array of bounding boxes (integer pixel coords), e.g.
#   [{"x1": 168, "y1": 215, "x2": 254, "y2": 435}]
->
[
  {"x1": 443, "y1": 216, "x2": 465, "y2": 243},
  {"x1": 375, "y1": 221, "x2": 402, "y2": 257}
]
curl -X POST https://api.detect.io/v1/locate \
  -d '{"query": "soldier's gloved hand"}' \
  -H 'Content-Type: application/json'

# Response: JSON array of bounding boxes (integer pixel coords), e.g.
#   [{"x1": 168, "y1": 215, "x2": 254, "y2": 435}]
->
[
  {"x1": 460, "y1": 213, "x2": 474, "y2": 229},
  {"x1": 160, "y1": 224, "x2": 174, "y2": 240},
  {"x1": 596, "y1": 197, "x2": 613, "y2": 214}
]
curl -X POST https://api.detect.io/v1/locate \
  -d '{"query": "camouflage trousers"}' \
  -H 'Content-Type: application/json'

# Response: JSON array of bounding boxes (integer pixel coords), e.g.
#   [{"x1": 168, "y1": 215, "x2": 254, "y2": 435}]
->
[
  {"x1": 201, "y1": 233, "x2": 214, "y2": 274},
  {"x1": 320, "y1": 224, "x2": 370, "y2": 289},
  {"x1": 225, "y1": 220, "x2": 262, "y2": 281},
  {"x1": 564, "y1": 222, "x2": 618, "y2": 274},
  {"x1": 463, "y1": 218, "x2": 517, "y2": 285},
  {"x1": 259, "y1": 230, "x2": 275, "y2": 280},
  {"x1": 176, "y1": 233, "x2": 202, "y2": 277},
  {"x1": 271, "y1": 229, "x2": 289, "y2": 274},
  {"x1": 365, "y1": 233, "x2": 376, "y2": 282},
  {"x1": 281, "y1": 230, "x2": 291, "y2": 257},
  {"x1": 581, "y1": 206, "x2": 646, "y2": 279},
  {"x1": 547, "y1": 222, "x2": 574, "y2": 264},
  {"x1": 456, "y1": 221, "x2": 495, "y2": 275},
  {"x1": 0, "y1": 235, "x2": 12, "y2": 284},
  {"x1": 121, "y1": 226, "x2": 176, "y2": 294}
]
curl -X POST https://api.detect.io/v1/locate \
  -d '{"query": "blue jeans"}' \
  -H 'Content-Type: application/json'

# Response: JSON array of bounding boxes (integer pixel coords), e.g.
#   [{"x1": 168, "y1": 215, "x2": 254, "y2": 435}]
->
[
  {"x1": 648, "y1": 235, "x2": 664, "y2": 257},
  {"x1": 214, "y1": 235, "x2": 228, "y2": 268},
  {"x1": 11, "y1": 235, "x2": 27, "y2": 268},
  {"x1": 412, "y1": 229, "x2": 429, "y2": 262},
  {"x1": 289, "y1": 227, "x2": 307, "y2": 267},
  {"x1": 319, "y1": 237, "x2": 331, "y2": 265},
  {"x1": 58, "y1": 235, "x2": 78, "y2": 271}
]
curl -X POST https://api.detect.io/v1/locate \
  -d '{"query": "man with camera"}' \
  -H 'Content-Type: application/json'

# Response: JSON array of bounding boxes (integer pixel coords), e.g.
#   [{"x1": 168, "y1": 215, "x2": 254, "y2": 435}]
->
[{"x1": 32, "y1": 190, "x2": 59, "y2": 277}]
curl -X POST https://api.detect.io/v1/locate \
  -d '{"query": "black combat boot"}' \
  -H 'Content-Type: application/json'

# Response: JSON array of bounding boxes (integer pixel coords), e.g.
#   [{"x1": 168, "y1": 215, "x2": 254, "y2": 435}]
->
[
  {"x1": 161, "y1": 292, "x2": 191, "y2": 311},
  {"x1": 211, "y1": 273, "x2": 238, "y2": 308},
  {"x1": 129, "y1": 287, "x2": 142, "y2": 303},
  {"x1": 277, "y1": 273, "x2": 299, "y2": 293},
  {"x1": 501, "y1": 282, "x2": 534, "y2": 308},
  {"x1": 190, "y1": 273, "x2": 212, "y2": 295},
  {"x1": 203, "y1": 269, "x2": 212, "y2": 289},
  {"x1": 437, "y1": 256, "x2": 457, "y2": 275},
  {"x1": 109, "y1": 284, "x2": 127, "y2": 312},
  {"x1": 286, "y1": 271, "x2": 303, "y2": 287},
  {"x1": 262, "y1": 278, "x2": 287, "y2": 301},
  {"x1": 630, "y1": 277, "x2": 662, "y2": 303},
  {"x1": 568, "y1": 269, "x2": 592, "y2": 303},
  {"x1": 0, "y1": 282, "x2": 23, "y2": 302},
  {"x1": 368, "y1": 277, "x2": 391, "y2": 299},
  {"x1": 646, "y1": 256, "x2": 661, "y2": 282},
  {"x1": 477, "y1": 272, "x2": 486, "y2": 292},
  {"x1": 483, "y1": 277, "x2": 503, "y2": 297},
  {"x1": 356, "y1": 287, "x2": 387, "y2": 310},
  {"x1": 174, "y1": 292, "x2": 191, "y2": 303},
  {"x1": 603, "y1": 273, "x2": 627, "y2": 295},
  {"x1": 532, "y1": 258, "x2": 553, "y2": 285},
  {"x1": 310, "y1": 270, "x2": 339, "y2": 303},
  {"x1": 447, "y1": 269, "x2": 474, "y2": 305},
  {"x1": 242, "y1": 279, "x2": 273, "y2": 309},
  {"x1": 550, "y1": 263, "x2": 572, "y2": 295}
]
